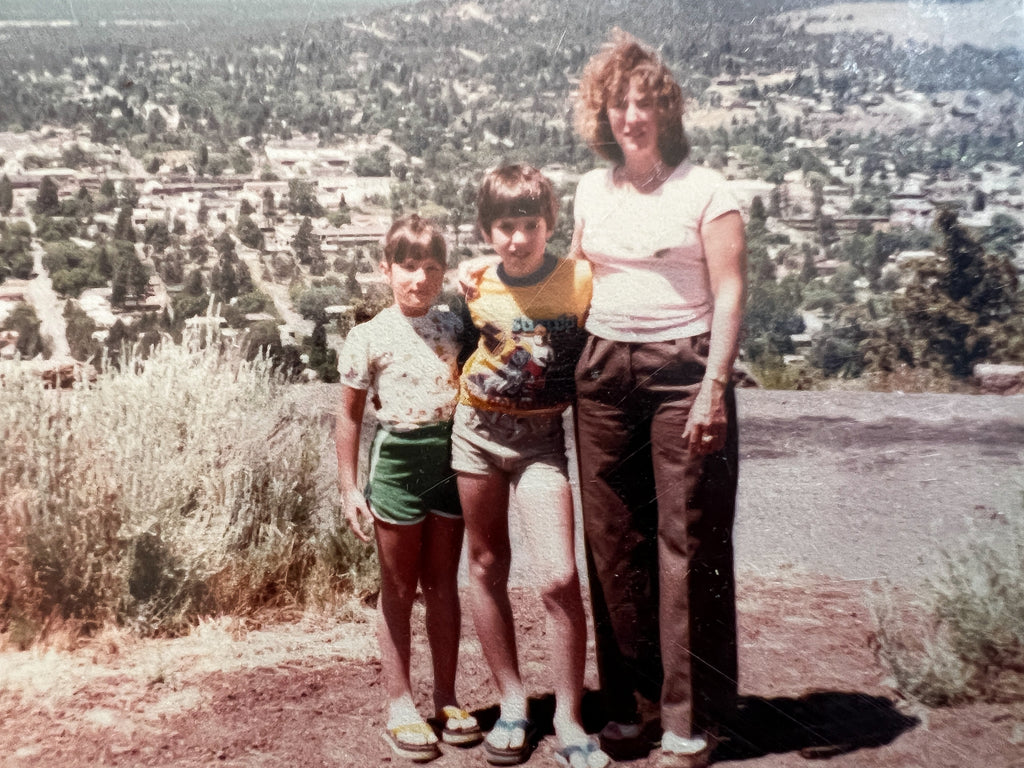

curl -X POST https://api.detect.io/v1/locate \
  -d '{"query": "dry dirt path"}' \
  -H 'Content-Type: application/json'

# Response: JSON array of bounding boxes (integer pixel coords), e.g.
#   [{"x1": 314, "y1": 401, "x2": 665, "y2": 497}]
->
[
  {"x1": 237, "y1": 245, "x2": 314, "y2": 340},
  {"x1": 26, "y1": 239, "x2": 71, "y2": 359}
]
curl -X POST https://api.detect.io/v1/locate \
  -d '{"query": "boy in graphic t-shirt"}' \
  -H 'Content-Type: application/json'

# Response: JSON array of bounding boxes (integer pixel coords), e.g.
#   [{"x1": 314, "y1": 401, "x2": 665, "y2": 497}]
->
[{"x1": 453, "y1": 165, "x2": 609, "y2": 768}]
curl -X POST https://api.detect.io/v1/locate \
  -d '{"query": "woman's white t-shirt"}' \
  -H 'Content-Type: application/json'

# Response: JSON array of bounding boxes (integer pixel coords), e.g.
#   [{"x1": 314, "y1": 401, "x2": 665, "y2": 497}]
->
[{"x1": 573, "y1": 162, "x2": 739, "y2": 343}]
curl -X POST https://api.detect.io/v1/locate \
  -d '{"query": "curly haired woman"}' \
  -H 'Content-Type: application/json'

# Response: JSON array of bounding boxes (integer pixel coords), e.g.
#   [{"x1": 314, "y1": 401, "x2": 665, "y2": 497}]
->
[{"x1": 571, "y1": 31, "x2": 747, "y2": 768}]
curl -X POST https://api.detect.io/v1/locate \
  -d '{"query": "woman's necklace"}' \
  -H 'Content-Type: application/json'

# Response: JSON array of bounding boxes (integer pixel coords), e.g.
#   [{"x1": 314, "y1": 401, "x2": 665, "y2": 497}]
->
[{"x1": 620, "y1": 159, "x2": 669, "y2": 193}]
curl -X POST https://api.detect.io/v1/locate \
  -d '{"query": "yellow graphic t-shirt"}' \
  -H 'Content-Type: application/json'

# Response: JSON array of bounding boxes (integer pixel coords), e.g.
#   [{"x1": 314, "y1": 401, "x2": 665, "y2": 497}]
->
[{"x1": 460, "y1": 255, "x2": 592, "y2": 415}]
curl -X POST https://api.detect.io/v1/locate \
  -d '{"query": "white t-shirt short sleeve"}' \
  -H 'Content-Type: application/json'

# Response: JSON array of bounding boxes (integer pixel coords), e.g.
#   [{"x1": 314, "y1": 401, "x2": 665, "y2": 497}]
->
[
  {"x1": 337, "y1": 305, "x2": 462, "y2": 431},
  {"x1": 574, "y1": 162, "x2": 739, "y2": 342}
]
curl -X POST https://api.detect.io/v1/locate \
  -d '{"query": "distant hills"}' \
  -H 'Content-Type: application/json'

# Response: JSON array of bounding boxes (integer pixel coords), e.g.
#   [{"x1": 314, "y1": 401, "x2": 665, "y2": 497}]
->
[
  {"x1": 782, "y1": 0, "x2": 1024, "y2": 52},
  {"x1": 0, "y1": 0, "x2": 409, "y2": 24},
  {"x1": 2, "y1": 0, "x2": 1019, "y2": 55}
]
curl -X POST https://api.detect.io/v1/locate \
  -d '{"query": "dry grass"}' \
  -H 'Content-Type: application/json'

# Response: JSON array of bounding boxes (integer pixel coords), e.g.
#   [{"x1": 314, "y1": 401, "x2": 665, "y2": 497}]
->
[
  {"x1": 871, "y1": 514, "x2": 1024, "y2": 706},
  {"x1": 0, "y1": 332, "x2": 377, "y2": 644}
]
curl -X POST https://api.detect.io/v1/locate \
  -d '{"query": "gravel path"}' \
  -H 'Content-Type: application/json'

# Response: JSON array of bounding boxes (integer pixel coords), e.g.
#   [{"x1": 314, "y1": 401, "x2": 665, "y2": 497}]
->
[{"x1": 733, "y1": 389, "x2": 1024, "y2": 585}]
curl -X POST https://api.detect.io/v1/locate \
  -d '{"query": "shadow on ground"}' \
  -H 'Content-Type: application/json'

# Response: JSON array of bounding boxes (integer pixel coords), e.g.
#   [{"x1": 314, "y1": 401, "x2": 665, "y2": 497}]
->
[
  {"x1": 715, "y1": 691, "x2": 919, "y2": 761},
  {"x1": 468, "y1": 689, "x2": 919, "y2": 763}
]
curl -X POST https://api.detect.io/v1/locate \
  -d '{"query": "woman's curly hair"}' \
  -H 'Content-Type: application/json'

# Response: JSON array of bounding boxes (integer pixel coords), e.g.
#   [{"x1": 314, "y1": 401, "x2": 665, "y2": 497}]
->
[{"x1": 573, "y1": 29, "x2": 689, "y2": 167}]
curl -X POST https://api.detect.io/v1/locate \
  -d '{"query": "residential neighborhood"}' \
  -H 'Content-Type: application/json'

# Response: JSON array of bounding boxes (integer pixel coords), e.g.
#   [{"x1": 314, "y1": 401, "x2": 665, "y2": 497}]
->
[{"x1": 1, "y1": 0, "x2": 1022, "y2": 389}]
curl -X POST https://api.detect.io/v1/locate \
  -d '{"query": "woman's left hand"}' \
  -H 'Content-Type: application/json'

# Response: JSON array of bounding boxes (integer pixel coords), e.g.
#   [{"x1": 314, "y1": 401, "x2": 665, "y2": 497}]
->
[
  {"x1": 683, "y1": 378, "x2": 729, "y2": 455},
  {"x1": 685, "y1": 210, "x2": 745, "y2": 457}
]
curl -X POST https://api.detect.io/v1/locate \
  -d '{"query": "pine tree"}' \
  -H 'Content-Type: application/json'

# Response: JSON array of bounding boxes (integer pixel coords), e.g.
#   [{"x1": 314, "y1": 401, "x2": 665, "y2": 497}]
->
[
  {"x1": 34, "y1": 176, "x2": 60, "y2": 216},
  {"x1": 110, "y1": 248, "x2": 150, "y2": 307},
  {"x1": 292, "y1": 217, "x2": 314, "y2": 264},
  {"x1": 114, "y1": 206, "x2": 136, "y2": 242},
  {"x1": 262, "y1": 187, "x2": 276, "y2": 218},
  {"x1": 893, "y1": 209, "x2": 1021, "y2": 377},
  {"x1": 0, "y1": 174, "x2": 13, "y2": 215},
  {"x1": 236, "y1": 213, "x2": 264, "y2": 249},
  {"x1": 213, "y1": 231, "x2": 236, "y2": 259},
  {"x1": 185, "y1": 268, "x2": 205, "y2": 296},
  {"x1": 189, "y1": 234, "x2": 208, "y2": 263}
]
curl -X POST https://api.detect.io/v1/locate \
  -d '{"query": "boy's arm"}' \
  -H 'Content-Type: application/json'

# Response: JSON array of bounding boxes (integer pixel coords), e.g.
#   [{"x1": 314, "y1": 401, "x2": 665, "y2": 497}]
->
[{"x1": 335, "y1": 385, "x2": 374, "y2": 543}]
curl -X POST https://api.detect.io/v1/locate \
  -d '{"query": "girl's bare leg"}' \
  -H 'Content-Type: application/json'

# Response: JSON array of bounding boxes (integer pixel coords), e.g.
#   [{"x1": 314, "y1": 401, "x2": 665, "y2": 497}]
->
[
  {"x1": 419, "y1": 513, "x2": 466, "y2": 713},
  {"x1": 374, "y1": 519, "x2": 434, "y2": 743}
]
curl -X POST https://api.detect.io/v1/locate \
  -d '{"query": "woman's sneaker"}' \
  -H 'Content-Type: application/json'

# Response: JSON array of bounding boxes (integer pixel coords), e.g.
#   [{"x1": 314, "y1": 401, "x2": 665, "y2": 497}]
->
[{"x1": 652, "y1": 731, "x2": 713, "y2": 768}]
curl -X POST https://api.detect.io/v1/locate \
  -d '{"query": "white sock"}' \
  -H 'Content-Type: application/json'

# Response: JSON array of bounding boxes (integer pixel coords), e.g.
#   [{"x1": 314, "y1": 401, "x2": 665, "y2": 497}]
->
[
  {"x1": 387, "y1": 698, "x2": 422, "y2": 728},
  {"x1": 500, "y1": 698, "x2": 527, "y2": 723}
]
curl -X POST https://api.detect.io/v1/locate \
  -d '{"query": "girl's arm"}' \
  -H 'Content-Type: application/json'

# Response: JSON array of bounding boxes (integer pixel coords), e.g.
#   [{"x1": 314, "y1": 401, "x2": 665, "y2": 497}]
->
[
  {"x1": 684, "y1": 210, "x2": 747, "y2": 455},
  {"x1": 335, "y1": 385, "x2": 374, "y2": 543}
]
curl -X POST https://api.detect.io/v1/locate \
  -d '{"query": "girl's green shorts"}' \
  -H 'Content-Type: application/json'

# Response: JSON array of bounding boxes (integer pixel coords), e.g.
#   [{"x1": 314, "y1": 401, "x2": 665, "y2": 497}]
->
[{"x1": 367, "y1": 421, "x2": 462, "y2": 525}]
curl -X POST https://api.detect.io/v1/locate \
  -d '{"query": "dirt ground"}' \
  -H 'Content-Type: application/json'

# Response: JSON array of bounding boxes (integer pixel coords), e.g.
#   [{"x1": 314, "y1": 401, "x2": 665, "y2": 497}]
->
[{"x1": 2, "y1": 390, "x2": 1023, "y2": 767}]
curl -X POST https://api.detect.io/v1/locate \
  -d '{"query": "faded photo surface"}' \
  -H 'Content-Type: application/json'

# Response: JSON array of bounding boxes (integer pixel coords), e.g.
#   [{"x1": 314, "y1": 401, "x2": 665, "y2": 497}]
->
[{"x1": 0, "y1": 1, "x2": 1022, "y2": 766}]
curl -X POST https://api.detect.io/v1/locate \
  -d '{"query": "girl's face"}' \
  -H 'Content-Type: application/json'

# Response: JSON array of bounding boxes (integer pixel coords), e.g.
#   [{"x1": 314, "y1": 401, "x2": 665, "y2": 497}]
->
[
  {"x1": 382, "y1": 255, "x2": 444, "y2": 317},
  {"x1": 607, "y1": 78, "x2": 659, "y2": 160}
]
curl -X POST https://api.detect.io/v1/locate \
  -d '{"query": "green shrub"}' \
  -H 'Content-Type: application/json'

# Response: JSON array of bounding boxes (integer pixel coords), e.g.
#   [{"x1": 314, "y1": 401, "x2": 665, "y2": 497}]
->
[
  {"x1": 0, "y1": 337, "x2": 376, "y2": 641},
  {"x1": 1, "y1": 303, "x2": 48, "y2": 358},
  {"x1": 295, "y1": 284, "x2": 349, "y2": 325},
  {"x1": 872, "y1": 513, "x2": 1024, "y2": 705}
]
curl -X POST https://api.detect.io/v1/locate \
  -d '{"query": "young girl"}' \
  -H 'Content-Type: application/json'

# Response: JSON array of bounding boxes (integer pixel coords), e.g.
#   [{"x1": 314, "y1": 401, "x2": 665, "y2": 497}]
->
[{"x1": 335, "y1": 214, "x2": 481, "y2": 762}]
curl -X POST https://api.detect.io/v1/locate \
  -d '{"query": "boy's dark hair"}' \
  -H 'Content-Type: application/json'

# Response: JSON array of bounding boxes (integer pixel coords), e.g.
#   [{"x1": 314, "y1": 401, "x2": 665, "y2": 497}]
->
[
  {"x1": 476, "y1": 164, "x2": 558, "y2": 237},
  {"x1": 384, "y1": 213, "x2": 447, "y2": 267}
]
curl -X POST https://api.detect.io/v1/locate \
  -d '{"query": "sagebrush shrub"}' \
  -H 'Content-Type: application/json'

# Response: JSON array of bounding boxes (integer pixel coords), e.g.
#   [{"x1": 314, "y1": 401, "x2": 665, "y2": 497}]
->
[
  {"x1": 0, "y1": 335, "x2": 377, "y2": 641},
  {"x1": 872, "y1": 513, "x2": 1024, "y2": 705}
]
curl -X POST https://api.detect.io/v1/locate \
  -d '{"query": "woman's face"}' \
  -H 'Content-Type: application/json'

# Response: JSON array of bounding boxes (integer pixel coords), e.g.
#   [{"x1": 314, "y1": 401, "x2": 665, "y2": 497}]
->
[{"x1": 607, "y1": 79, "x2": 659, "y2": 160}]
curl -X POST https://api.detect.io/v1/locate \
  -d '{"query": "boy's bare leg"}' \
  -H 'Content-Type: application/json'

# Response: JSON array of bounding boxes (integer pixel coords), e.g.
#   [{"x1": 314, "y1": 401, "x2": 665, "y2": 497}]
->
[
  {"x1": 374, "y1": 519, "x2": 435, "y2": 743},
  {"x1": 458, "y1": 470, "x2": 529, "y2": 749},
  {"x1": 513, "y1": 463, "x2": 589, "y2": 749},
  {"x1": 419, "y1": 513, "x2": 467, "y2": 713}
]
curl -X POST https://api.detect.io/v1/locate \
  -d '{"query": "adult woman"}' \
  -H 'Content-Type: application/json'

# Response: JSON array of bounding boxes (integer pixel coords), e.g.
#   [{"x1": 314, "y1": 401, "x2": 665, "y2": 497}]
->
[{"x1": 571, "y1": 32, "x2": 747, "y2": 768}]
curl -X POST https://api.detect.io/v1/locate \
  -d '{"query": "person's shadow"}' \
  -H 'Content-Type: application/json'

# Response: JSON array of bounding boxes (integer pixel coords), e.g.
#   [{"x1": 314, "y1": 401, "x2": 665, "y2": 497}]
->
[
  {"x1": 471, "y1": 689, "x2": 918, "y2": 762},
  {"x1": 709, "y1": 691, "x2": 920, "y2": 761}
]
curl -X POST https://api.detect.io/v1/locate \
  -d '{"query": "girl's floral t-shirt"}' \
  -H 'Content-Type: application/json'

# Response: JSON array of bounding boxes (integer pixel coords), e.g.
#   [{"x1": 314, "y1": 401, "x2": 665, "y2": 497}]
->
[{"x1": 337, "y1": 305, "x2": 463, "y2": 432}]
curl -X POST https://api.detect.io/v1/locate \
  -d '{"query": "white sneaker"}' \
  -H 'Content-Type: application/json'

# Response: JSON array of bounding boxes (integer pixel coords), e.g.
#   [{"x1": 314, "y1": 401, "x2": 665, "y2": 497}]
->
[{"x1": 661, "y1": 731, "x2": 709, "y2": 755}]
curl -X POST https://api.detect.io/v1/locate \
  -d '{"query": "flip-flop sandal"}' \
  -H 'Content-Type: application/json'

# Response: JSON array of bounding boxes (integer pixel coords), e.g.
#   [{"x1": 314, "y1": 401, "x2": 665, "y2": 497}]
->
[
  {"x1": 435, "y1": 705, "x2": 483, "y2": 746},
  {"x1": 555, "y1": 738, "x2": 612, "y2": 768},
  {"x1": 483, "y1": 717, "x2": 534, "y2": 766},
  {"x1": 383, "y1": 721, "x2": 442, "y2": 762}
]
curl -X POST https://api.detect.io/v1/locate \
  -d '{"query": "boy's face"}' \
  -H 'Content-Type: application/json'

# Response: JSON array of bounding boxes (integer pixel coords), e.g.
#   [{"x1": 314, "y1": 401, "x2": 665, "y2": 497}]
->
[
  {"x1": 485, "y1": 215, "x2": 550, "y2": 278},
  {"x1": 382, "y1": 255, "x2": 444, "y2": 317}
]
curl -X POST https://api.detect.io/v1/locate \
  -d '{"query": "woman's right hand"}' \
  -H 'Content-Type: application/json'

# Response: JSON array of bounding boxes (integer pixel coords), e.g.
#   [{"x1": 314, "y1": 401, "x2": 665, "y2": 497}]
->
[
  {"x1": 341, "y1": 489, "x2": 374, "y2": 543},
  {"x1": 456, "y1": 255, "x2": 498, "y2": 299}
]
